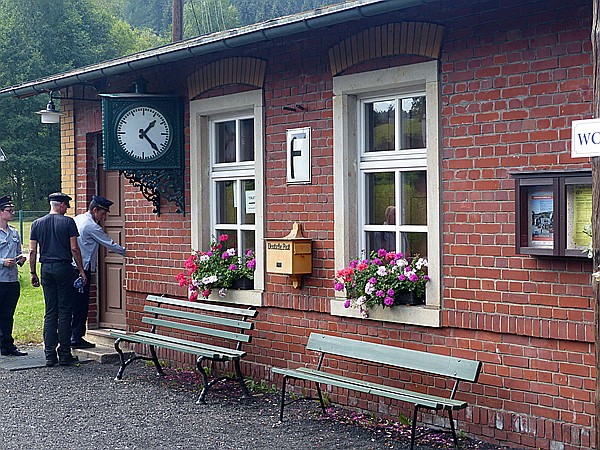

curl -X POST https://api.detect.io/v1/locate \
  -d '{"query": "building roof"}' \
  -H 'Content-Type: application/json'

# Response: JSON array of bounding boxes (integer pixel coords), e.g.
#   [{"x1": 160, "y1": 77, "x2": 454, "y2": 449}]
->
[{"x1": 0, "y1": 0, "x2": 439, "y2": 99}]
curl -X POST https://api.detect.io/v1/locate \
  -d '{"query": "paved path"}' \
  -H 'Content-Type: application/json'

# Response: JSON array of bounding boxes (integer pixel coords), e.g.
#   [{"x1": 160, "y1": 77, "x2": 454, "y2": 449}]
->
[{"x1": 0, "y1": 348, "x2": 508, "y2": 450}]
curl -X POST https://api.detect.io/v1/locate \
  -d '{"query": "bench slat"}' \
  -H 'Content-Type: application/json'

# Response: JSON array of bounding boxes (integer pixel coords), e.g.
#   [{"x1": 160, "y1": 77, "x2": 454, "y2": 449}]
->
[
  {"x1": 272, "y1": 367, "x2": 441, "y2": 409},
  {"x1": 295, "y1": 368, "x2": 467, "y2": 410},
  {"x1": 111, "y1": 331, "x2": 218, "y2": 358},
  {"x1": 144, "y1": 305, "x2": 253, "y2": 330},
  {"x1": 306, "y1": 333, "x2": 481, "y2": 382},
  {"x1": 136, "y1": 331, "x2": 245, "y2": 359},
  {"x1": 146, "y1": 295, "x2": 257, "y2": 317},
  {"x1": 142, "y1": 317, "x2": 251, "y2": 343}
]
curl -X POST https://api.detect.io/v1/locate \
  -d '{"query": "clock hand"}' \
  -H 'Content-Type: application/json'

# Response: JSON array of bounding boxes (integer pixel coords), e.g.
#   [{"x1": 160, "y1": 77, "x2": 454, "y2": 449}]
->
[
  {"x1": 143, "y1": 134, "x2": 160, "y2": 153},
  {"x1": 138, "y1": 120, "x2": 156, "y2": 140}
]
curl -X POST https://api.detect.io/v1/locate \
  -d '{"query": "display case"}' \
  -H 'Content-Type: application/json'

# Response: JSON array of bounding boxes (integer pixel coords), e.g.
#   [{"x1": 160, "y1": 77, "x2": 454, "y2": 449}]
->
[{"x1": 513, "y1": 170, "x2": 591, "y2": 257}]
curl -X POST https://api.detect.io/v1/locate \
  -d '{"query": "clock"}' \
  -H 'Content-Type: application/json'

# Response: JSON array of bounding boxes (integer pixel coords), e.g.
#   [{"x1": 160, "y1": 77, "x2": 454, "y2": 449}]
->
[
  {"x1": 116, "y1": 106, "x2": 171, "y2": 160},
  {"x1": 101, "y1": 94, "x2": 183, "y2": 170}
]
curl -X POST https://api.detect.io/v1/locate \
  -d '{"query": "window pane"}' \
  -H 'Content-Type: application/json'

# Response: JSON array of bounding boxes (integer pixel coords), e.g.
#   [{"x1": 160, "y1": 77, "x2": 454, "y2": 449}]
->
[
  {"x1": 240, "y1": 119, "x2": 254, "y2": 162},
  {"x1": 215, "y1": 120, "x2": 236, "y2": 163},
  {"x1": 241, "y1": 230, "x2": 255, "y2": 256},
  {"x1": 401, "y1": 96, "x2": 426, "y2": 149},
  {"x1": 216, "y1": 181, "x2": 236, "y2": 224},
  {"x1": 401, "y1": 171, "x2": 427, "y2": 225},
  {"x1": 365, "y1": 100, "x2": 395, "y2": 152},
  {"x1": 215, "y1": 229, "x2": 238, "y2": 251},
  {"x1": 241, "y1": 179, "x2": 255, "y2": 225},
  {"x1": 402, "y1": 232, "x2": 427, "y2": 258},
  {"x1": 366, "y1": 231, "x2": 396, "y2": 255},
  {"x1": 366, "y1": 172, "x2": 395, "y2": 225}
]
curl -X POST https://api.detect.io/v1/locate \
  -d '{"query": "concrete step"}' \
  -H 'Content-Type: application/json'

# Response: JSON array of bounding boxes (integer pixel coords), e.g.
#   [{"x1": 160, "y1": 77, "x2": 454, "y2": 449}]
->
[{"x1": 71, "y1": 328, "x2": 135, "y2": 364}]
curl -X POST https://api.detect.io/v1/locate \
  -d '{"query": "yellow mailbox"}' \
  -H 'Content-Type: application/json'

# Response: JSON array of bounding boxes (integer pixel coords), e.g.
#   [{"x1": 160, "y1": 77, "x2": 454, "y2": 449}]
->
[{"x1": 266, "y1": 223, "x2": 312, "y2": 288}]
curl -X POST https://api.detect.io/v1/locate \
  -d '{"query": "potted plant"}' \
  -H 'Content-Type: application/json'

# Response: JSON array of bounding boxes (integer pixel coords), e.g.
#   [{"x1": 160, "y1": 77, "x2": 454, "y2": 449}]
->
[
  {"x1": 176, "y1": 234, "x2": 256, "y2": 300},
  {"x1": 333, "y1": 248, "x2": 429, "y2": 318}
]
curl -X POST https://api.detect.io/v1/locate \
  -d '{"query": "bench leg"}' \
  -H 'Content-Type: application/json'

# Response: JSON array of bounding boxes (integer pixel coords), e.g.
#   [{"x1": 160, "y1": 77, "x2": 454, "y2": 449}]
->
[
  {"x1": 278, "y1": 375, "x2": 288, "y2": 421},
  {"x1": 315, "y1": 383, "x2": 326, "y2": 415},
  {"x1": 447, "y1": 409, "x2": 458, "y2": 448},
  {"x1": 196, "y1": 356, "x2": 210, "y2": 404},
  {"x1": 410, "y1": 405, "x2": 420, "y2": 450},
  {"x1": 114, "y1": 338, "x2": 127, "y2": 380},
  {"x1": 234, "y1": 359, "x2": 252, "y2": 399},
  {"x1": 149, "y1": 345, "x2": 164, "y2": 376}
]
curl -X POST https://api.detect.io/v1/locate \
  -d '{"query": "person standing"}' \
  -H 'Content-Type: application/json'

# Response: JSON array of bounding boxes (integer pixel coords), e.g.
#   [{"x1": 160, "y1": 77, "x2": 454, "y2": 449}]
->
[
  {"x1": 71, "y1": 195, "x2": 125, "y2": 349},
  {"x1": 30, "y1": 192, "x2": 87, "y2": 367},
  {"x1": 0, "y1": 195, "x2": 27, "y2": 357}
]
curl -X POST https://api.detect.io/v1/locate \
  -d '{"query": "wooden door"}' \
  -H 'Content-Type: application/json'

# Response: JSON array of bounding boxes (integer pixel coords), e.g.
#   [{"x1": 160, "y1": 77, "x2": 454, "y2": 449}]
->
[{"x1": 97, "y1": 147, "x2": 126, "y2": 329}]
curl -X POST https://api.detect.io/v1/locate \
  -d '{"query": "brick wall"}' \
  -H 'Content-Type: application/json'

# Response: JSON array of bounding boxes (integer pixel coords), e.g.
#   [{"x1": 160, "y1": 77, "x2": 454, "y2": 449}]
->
[{"x1": 67, "y1": 0, "x2": 595, "y2": 448}]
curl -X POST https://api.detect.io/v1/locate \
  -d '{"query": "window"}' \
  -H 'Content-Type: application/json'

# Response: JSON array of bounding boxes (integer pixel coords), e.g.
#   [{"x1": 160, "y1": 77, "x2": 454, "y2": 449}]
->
[
  {"x1": 513, "y1": 170, "x2": 592, "y2": 258},
  {"x1": 359, "y1": 94, "x2": 428, "y2": 257},
  {"x1": 211, "y1": 117, "x2": 256, "y2": 259},
  {"x1": 331, "y1": 61, "x2": 441, "y2": 327},
  {"x1": 190, "y1": 91, "x2": 264, "y2": 306}
]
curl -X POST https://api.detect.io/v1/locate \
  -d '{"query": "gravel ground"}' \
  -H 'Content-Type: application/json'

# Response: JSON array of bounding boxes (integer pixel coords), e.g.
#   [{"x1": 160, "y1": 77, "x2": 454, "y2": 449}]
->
[{"x1": 0, "y1": 357, "x2": 517, "y2": 450}]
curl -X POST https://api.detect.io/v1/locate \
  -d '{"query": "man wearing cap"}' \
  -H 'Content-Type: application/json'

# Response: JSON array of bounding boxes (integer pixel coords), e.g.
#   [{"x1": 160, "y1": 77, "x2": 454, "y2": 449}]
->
[
  {"x1": 29, "y1": 192, "x2": 87, "y2": 367},
  {"x1": 0, "y1": 195, "x2": 27, "y2": 357},
  {"x1": 71, "y1": 195, "x2": 125, "y2": 349}
]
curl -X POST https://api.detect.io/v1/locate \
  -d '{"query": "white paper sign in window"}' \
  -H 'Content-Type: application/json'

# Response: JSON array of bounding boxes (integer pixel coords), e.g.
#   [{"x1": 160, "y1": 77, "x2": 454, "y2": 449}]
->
[{"x1": 286, "y1": 127, "x2": 311, "y2": 184}]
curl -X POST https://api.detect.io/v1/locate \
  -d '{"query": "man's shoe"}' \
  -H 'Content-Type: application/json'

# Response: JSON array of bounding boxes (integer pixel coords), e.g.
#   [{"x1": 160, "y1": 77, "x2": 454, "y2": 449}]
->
[
  {"x1": 59, "y1": 355, "x2": 79, "y2": 366},
  {"x1": 1, "y1": 349, "x2": 28, "y2": 356},
  {"x1": 46, "y1": 358, "x2": 58, "y2": 367},
  {"x1": 71, "y1": 339, "x2": 95, "y2": 349}
]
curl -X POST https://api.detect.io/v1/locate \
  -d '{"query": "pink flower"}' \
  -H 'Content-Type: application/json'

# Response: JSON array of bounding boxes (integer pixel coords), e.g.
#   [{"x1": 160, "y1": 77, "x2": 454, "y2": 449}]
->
[
  {"x1": 247, "y1": 258, "x2": 256, "y2": 269},
  {"x1": 176, "y1": 272, "x2": 188, "y2": 287},
  {"x1": 219, "y1": 234, "x2": 229, "y2": 242},
  {"x1": 201, "y1": 289, "x2": 210, "y2": 298},
  {"x1": 189, "y1": 290, "x2": 199, "y2": 301},
  {"x1": 229, "y1": 264, "x2": 237, "y2": 271},
  {"x1": 344, "y1": 299, "x2": 351, "y2": 308},
  {"x1": 384, "y1": 296, "x2": 394, "y2": 306},
  {"x1": 334, "y1": 282, "x2": 344, "y2": 291}
]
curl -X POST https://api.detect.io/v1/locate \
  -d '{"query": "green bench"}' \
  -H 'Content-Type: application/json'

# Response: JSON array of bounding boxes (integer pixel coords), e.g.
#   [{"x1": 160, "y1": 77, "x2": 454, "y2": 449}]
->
[
  {"x1": 272, "y1": 333, "x2": 481, "y2": 449},
  {"x1": 110, "y1": 295, "x2": 257, "y2": 403}
]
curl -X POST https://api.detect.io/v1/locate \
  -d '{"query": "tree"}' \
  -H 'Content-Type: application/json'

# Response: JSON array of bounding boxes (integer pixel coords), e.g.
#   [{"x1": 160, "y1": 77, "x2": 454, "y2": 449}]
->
[
  {"x1": 0, "y1": 0, "x2": 164, "y2": 210},
  {"x1": 184, "y1": 0, "x2": 239, "y2": 38}
]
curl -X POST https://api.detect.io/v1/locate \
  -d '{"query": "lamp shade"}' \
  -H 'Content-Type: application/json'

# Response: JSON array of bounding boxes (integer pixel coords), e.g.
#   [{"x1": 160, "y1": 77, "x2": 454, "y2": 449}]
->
[{"x1": 36, "y1": 99, "x2": 64, "y2": 123}]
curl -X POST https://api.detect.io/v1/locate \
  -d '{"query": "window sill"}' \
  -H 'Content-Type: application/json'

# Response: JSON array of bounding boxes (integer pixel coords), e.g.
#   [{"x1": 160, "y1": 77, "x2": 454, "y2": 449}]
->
[
  {"x1": 207, "y1": 289, "x2": 263, "y2": 307},
  {"x1": 329, "y1": 299, "x2": 441, "y2": 327}
]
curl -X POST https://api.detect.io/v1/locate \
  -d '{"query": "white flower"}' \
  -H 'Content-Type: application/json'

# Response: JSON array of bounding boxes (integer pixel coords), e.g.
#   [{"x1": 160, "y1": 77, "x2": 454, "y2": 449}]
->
[
  {"x1": 227, "y1": 248, "x2": 236, "y2": 257},
  {"x1": 415, "y1": 258, "x2": 428, "y2": 270},
  {"x1": 356, "y1": 296, "x2": 366, "y2": 306},
  {"x1": 365, "y1": 282, "x2": 374, "y2": 295},
  {"x1": 202, "y1": 275, "x2": 218, "y2": 284},
  {"x1": 377, "y1": 266, "x2": 387, "y2": 276},
  {"x1": 199, "y1": 254, "x2": 210, "y2": 262},
  {"x1": 218, "y1": 288, "x2": 227, "y2": 298}
]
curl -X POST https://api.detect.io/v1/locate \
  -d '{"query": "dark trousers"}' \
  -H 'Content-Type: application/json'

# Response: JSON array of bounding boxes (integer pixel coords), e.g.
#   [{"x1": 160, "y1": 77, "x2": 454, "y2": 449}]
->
[
  {"x1": 71, "y1": 269, "x2": 91, "y2": 343},
  {"x1": 41, "y1": 261, "x2": 76, "y2": 359},
  {"x1": 0, "y1": 282, "x2": 20, "y2": 353}
]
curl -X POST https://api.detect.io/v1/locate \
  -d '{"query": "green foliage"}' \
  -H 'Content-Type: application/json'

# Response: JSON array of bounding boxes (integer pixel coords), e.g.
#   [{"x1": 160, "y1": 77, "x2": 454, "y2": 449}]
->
[
  {"x1": 13, "y1": 263, "x2": 44, "y2": 345},
  {"x1": 244, "y1": 377, "x2": 277, "y2": 395},
  {"x1": 0, "y1": 0, "x2": 165, "y2": 210},
  {"x1": 184, "y1": 0, "x2": 240, "y2": 38}
]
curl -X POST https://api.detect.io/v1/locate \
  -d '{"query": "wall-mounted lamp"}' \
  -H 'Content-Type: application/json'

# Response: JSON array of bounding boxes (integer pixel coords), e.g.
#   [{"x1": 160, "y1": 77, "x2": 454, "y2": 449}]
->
[{"x1": 35, "y1": 92, "x2": 64, "y2": 124}]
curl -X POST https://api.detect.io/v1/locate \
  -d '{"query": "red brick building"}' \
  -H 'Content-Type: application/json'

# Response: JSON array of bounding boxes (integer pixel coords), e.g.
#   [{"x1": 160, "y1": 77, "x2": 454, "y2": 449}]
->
[{"x1": 0, "y1": 0, "x2": 595, "y2": 448}]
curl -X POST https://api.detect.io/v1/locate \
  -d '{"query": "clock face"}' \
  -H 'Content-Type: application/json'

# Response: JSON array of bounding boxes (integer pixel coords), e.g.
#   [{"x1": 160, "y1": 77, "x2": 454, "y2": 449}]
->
[{"x1": 116, "y1": 106, "x2": 171, "y2": 160}]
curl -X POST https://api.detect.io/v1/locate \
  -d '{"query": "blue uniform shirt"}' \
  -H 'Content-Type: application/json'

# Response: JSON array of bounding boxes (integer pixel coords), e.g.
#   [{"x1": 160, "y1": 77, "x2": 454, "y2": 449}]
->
[{"x1": 0, "y1": 224, "x2": 22, "y2": 282}]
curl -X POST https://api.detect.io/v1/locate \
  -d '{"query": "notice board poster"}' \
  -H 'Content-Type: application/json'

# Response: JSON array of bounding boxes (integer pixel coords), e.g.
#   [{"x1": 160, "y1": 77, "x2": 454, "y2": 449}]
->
[
  {"x1": 529, "y1": 189, "x2": 554, "y2": 247},
  {"x1": 571, "y1": 186, "x2": 592, "y2": 248}
]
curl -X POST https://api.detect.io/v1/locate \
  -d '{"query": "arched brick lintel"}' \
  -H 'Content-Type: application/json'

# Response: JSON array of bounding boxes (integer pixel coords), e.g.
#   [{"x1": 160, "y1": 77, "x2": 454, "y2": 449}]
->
[
  {"x1": 328, "y1": 22, "x2": 445, "y2": 76},
  {"x1": 187, "y1": 57, "x2": 267, "y2": 99}
]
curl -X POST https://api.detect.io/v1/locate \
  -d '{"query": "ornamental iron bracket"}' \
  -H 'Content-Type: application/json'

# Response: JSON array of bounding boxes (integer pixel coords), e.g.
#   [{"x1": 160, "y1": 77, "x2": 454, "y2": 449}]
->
[{"x1": 121, "y1": 169, "x2": 185, "y2": 216}]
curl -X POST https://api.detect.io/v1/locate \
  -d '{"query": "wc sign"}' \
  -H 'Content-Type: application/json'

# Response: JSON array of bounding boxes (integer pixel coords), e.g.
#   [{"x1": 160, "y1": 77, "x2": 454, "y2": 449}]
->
[{"x1": 572, "y1": 118, "x2": 600, "y2": 158}]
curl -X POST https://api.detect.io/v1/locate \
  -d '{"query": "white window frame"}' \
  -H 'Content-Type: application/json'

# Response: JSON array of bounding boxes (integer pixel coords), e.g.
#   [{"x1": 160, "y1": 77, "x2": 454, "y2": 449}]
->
[
  {"x1": 190, "y1": 90, "x2": 264, "y2": 306},
  {"x1": 331, "y1": 61, "x2": 442, "y2": 327}
]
